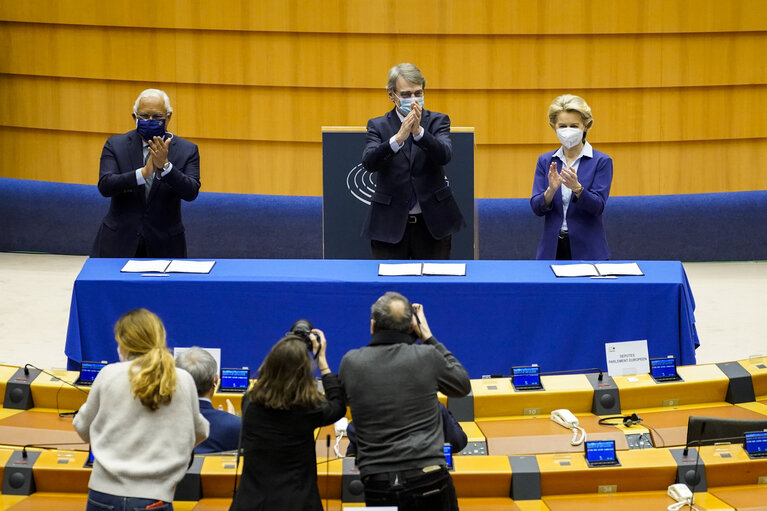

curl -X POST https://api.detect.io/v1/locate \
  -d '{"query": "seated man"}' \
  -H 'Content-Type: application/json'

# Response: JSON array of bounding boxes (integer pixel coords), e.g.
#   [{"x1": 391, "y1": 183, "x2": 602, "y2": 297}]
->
[{"x1": 175, "y1": 347, "x2": 241, "y2": 453}]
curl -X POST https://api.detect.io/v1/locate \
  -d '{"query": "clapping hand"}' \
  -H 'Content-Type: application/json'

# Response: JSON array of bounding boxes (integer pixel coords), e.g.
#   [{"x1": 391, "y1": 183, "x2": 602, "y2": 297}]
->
[{"x1": 148, "y1": 135, "x2": 170, "y2": 171}]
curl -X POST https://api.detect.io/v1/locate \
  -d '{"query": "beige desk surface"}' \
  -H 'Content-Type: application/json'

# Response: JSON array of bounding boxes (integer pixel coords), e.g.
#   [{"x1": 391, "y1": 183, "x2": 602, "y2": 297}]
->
[
  {"x1": 543, "y1": 490, "x2": 733, "y2": 510},
  {"x1": 708, "y1": 484, "x2": 767, "y2": 511},
  {"x1": 0, "y1": 410, "x2": 86, "y2": 450},
  {"x1": 477, "y1": 415, "x2": 628, "y2": 455}
]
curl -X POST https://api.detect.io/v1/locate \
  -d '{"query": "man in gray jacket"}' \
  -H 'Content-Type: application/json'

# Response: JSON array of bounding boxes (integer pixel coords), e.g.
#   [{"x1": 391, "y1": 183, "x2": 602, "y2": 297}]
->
[{"x1": 339, "y1": 291, "x2": 471, "y2": 510}]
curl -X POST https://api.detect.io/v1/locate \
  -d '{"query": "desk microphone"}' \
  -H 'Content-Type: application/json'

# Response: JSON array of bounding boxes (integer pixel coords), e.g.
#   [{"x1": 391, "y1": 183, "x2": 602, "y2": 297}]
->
[
  {"x1": 680, "y1": 428, "x2": 748, "y2": 506},
  {"x1": 21, "y1": 442, "x2": 88, "y2": 459},
  {"x1": 23, "y1": 364, "x2": 89, "y2": 395},
  {"x1": 23, "y1": 363, "x2": 89, "y2": 416},
  {"x1": 540, "y1": 367, "x2": 604, "y2": 381}
]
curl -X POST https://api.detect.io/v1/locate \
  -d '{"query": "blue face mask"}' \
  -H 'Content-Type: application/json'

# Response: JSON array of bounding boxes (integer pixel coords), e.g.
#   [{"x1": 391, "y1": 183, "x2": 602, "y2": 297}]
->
[
  {"x1": 136, "y1": 118, "x2": 166, "y2": 140},
  {"x1": 397, "y1": 96, "x2": 424, "y2": 116}
]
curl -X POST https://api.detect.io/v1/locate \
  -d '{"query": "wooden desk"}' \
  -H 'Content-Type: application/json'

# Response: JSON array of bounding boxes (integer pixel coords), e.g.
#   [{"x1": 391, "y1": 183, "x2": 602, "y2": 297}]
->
[
  {"x1": 739, "y1": 356, "x2": 767, "y2": 399},
  {"x1": 543, "y1": 490, "x2": 733, "y2": 510},
  {"x1": 709, "y1": 484, "x2": 767, "y2": 511},
  {"x1": 537, "y1": 448, "x2": 678, "y2": 495},
  {"x1": 452, "y1": 455, "x2": 512, "y2": 498},
  {"x1": 613, "y1": 364, "x2": 729, "y2": 410},
  {"x1": 471, "y1": 375, "x2": 594, "y2": 419},
  {"x1": 0, "y1": 410, "x2": 85, "y2": 450},
  {"x1": 477, "y1": 415, "x2": 628, "y2": 455},
  {"x1": 699, "y1": 444, "x2": 767, "y2": 487}
]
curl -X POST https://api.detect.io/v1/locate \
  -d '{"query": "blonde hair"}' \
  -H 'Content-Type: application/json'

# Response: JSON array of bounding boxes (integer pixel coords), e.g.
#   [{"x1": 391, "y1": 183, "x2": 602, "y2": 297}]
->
[
  {"x1": 248, "y1": 337, "x2": 324, "y2": 410},
  {"x1": 115, "y1": 309, "x2": 177, "y2": 411},
  {"x1": 547, "y1": 94, "x2": 594, "y2": 130}
]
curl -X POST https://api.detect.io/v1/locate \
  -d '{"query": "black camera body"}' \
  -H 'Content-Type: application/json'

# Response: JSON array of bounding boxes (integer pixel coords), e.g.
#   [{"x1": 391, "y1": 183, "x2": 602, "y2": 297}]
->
[{"x1": 289, "y1": 319, "x2": 316, "y2": 356}]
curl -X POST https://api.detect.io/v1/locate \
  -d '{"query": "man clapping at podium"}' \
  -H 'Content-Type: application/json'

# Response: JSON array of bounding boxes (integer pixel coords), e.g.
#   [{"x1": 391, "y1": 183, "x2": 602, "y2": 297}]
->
[{"x1": 361, "y1": 63, "x2": 465, "y2": 260}]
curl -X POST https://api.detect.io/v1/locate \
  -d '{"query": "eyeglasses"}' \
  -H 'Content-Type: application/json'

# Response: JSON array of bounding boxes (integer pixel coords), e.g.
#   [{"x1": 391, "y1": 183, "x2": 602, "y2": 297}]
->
[
  {"x1": 397, "y1": 90, "x2": 424, "y2": 99},
  {"x1": 136, "y1": 113, "x2": 167, "y2": 121}
]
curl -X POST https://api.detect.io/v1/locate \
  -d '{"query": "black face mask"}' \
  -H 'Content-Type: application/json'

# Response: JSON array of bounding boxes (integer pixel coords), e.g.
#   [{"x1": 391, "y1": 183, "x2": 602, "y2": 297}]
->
[{"x1": 136, "y1": 118, "x2": 166, "y2": 140}]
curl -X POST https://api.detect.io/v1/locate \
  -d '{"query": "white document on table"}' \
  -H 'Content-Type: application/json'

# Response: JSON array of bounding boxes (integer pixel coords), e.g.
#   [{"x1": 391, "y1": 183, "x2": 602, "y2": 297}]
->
[
  {"x1": 378, "y1": 263, "x2": 423, "y2": 276},
  {"x1": 121, "y1": 260, "x2": 171, "y2": 273},
  {"x1": 550, "y1": 263, "x2": 600, "y2": 277},
  {"x1": 422, "y1": 263, "x2": 466, "y2": 276},
  {"x1": 594, "y1": 262, "x2": 644, "y2": 276},
  {"x1": 165, "y1": 260, "x2": 216, "y2": 274}
]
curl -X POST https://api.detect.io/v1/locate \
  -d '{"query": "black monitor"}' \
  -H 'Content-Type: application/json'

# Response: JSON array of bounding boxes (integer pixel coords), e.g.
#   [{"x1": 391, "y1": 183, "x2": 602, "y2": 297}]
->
[
  {"x1": 686, "y1": 416, "x2": 767, "y2": 448},
  {"x1": 511, "y1": 365, "x2": 543, "y2": 391},
  {"x1": 76, "y1": 361, "x2": 108, "y2": 386},
  {"x1": 584, "y1": 440, "x2": 620, "y2": 467},
  {"x1": 219, "y1": 367, "x2": 250, "y2": 393}
]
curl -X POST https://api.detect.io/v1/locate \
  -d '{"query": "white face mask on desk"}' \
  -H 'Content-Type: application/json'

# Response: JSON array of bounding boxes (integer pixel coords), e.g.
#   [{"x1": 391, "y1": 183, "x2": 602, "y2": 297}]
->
[{"x1": 556, "y1": 127, "x2": 583, "y2": 149}]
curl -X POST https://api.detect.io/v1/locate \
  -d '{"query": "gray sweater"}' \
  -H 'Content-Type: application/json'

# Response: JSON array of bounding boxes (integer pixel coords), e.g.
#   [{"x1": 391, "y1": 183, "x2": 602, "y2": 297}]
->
[
  {"x1": 339, "y1": 331, "x2": 471, "y2": 477},
  {"x1": 73, "y1": 361, "x2": 209, "y2": 502}
]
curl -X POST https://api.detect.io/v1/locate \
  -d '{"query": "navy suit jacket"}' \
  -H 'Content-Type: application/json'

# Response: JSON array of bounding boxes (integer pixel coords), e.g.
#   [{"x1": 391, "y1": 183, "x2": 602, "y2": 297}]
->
[
  {"x1": 91, "y1": 129, "x2": 201, "y2": 258},
  {"x1": 530, "y1": 148, "x2": 613, "y2": 260},
  {"x1": 195, "y1": 399, "x2": 242, "y2": 454},
  {"x1": 361, "y1": 108, "x2": 465, "y2": 243}
]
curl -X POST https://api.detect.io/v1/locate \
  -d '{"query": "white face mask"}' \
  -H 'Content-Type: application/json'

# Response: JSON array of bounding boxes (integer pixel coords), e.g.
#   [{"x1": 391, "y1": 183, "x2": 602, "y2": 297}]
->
[{"x1": 556, "y1": 127, "x2": 583, "y2": 149}]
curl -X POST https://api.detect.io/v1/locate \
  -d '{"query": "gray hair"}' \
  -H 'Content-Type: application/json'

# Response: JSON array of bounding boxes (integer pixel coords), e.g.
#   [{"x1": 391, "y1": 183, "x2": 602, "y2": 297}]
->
[
  {"x1": 547, "y1": 94, "x2": 593, "y2": 130},
  {"x1": 133, "y1": 88, "x2": 173, "y2": 115},
  {"x1": 175, "y1": 347, "x2": 217, "y2": 396},
  {"x1": 386, "y1": 63, "x2": 426, "y2": 92},
  {"x1": 371, "y1": 291, "x2": 413, "y2": 333}
]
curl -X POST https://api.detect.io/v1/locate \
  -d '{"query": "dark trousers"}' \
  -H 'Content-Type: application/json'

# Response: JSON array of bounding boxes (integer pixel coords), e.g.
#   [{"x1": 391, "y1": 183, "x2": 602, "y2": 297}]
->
[
  {"x1": 371, "y1": 214, "x2": 452, "y2": 260},
  {"x1": 556, "y1": 231, "x2": 572, "y2": 260},
  {"x1": 362, "y1": 466, "x2": 459, "y2": 511},
  {"x1": 86, "y1": 490, "x2": 172, "y2": 511}
]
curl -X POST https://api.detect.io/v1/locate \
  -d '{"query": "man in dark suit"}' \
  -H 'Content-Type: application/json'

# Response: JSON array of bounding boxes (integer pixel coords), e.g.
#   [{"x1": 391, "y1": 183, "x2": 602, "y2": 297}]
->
[
  {"x1": 91, "y1": 89, "x2": 201, "y2": 258},
  {"x1": 361, "y1": 63, "x2": 465, "y2": 260},
  {"x1": 175, "y1": 347, "x2": 241, "y2": 454}
]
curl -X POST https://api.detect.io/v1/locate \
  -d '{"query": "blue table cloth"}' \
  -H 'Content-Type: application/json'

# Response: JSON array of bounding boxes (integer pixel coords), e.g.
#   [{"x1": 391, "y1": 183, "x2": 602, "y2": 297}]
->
[{"x1": 65, "y1": 259, "x2": 698, "y2": 378}]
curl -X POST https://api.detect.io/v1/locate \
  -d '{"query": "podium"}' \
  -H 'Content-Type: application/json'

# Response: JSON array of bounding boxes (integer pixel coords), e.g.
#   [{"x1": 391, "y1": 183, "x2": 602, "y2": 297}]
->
[{"x1": 321, "y1": 127, "x2": 476, "y2": 259}]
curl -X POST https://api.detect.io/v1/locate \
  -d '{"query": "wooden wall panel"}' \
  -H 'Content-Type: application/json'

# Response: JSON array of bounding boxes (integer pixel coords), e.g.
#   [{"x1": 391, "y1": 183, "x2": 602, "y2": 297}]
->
[
  {"x1": 3, "y1": 126, "x2": 763, "y2": 198},
  {"x1": 478, "y1": 139, "x2": 767, "y2": 199},
  {"x1": 0, "y1": 1, "x2": 765, "y2": 198},
  {"x1": 2, "y1": 23, "x2": 765, "y2": 89},
  {"x1": 0, "y1": 0, "x2": 764, "y2": 34},
  {"x1": 0, "y1": 127, "x2": 322, "y2": 196},
  {"x1": 2, "y1": 75, "x2": 764, "y2": 145}
]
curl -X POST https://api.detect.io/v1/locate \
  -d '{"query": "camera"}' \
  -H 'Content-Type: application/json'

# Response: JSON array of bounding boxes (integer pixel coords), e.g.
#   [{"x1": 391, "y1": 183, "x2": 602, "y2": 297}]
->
[{"x1": 288, "y1": 319, "x2": 317, "y2": 358}]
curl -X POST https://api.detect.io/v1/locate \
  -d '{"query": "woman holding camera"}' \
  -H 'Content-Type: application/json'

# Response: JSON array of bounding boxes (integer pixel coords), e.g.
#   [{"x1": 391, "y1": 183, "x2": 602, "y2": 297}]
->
[
  {"x1": 73, "y1": 308, "x2": 209, "y2": 511},
  {"x1": 530, "y1": 94, "x2": 613, "y2": 260},
  {"x1": 230, "y1": 329, "x2": 346, "y2": 511}
]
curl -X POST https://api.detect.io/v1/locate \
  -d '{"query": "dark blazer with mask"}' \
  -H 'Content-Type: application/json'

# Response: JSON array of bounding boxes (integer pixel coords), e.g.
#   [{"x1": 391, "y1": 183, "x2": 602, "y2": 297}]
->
[
  {"x1": 361, "y1": 108, "x2": 465, "y2": 244},
  {"x1": 91, "y1": 129, "x2": 201, "y2": 258},
  {"x1": 530, "y1": 148, "x2": 613, "y2": 260},
  {"x1": 195, "y1": 400, "x2": 242, "y2": 454}
]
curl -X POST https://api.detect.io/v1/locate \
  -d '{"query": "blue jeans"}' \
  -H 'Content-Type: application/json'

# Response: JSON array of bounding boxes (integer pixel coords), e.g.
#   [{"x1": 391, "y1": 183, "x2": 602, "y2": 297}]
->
[{"x1": 86, "y1": 490, "x2": 172, "y2": 511}]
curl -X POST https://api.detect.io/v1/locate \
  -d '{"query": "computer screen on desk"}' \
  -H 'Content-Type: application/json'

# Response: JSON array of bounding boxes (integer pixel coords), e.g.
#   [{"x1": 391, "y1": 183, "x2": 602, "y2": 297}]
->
[
  {"x1": 744, "y1": 431, "x2": 767, "y2": 459},
  {"x1": 511, "y1": 366, "x2": 543, "y2": 391},
  {"x1": 76, "y1": 361, "x2": 108, "y2": 386},
  {"x1": 219, "y1": 368, "x2": 250, "y2": 392}
]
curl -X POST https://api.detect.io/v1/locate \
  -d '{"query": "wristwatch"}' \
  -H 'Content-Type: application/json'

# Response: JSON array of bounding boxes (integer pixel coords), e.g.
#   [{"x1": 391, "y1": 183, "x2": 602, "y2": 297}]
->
[{"x1": 162, "y1": 161, "x2": 171, "y2": 172}]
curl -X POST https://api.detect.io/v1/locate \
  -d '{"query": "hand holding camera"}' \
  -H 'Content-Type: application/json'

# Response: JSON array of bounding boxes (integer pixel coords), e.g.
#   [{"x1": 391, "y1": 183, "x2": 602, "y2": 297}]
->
[
  {"x1": 289, "y1": 319, "x2": 330, "y2": 374},
  {"x1": 412, "y1": 303, "x2": 433, "y2": 341}
]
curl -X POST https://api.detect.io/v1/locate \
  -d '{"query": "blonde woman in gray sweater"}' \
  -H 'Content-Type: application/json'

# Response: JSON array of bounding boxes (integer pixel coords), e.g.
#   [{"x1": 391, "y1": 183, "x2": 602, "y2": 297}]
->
[{"x1": 74, "y1": 309, "x2": 209, "y2": 511}]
